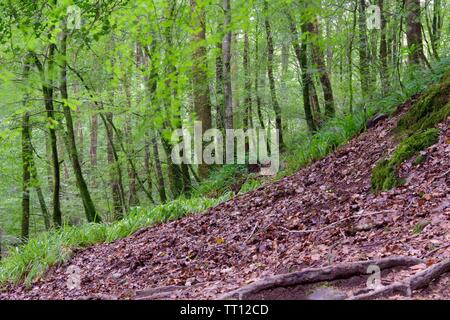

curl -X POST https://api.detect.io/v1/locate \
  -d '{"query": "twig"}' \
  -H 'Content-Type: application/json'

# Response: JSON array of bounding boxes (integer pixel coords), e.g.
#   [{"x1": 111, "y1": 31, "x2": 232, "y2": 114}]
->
[
  {"x1": 245, "y1": 222, "x2": 259, "y2": 243},
  {"x1": 423, "y1": 242, "x2": 450, "y2": 258},
  {"x1": 431, "y1": 168, "x2": 450, "y2": 183},
  {"x1": 281, "y1": 210, "x2": 395, "y2": 235}
]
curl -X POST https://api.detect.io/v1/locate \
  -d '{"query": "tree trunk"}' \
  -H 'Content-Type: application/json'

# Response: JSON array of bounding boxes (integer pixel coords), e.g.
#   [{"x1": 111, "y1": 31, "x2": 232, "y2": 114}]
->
[
  {"x1": 76, "y1": 107, "x2": 84, "y2": 166},
  {"x1": 287, "y1": 13, "x2": 317, "y2": 133},
  {"x1": 405, "y1": 0, "x2": 426, "y2": 66},
  {"x1": 430, "y1": 0, "x2": 442, "y2": 60},
  {"x1": 105, "y1": 112, "x2": 126, "y2": 219},
  {"x1": 348, "y1": 1, "x2": 358, "y2": 113},
  {"x1": 22, "y1": 57, "x2": 51, "y2": 232},
  {"x1": 152, "y1": 136, "x2": 167, "y2": 203},
  {"x1": 309, "y1": 17, "x2": 335, "y2": 118},
  {"x1": 264, "y1": 0, "x2": 284, "y2": 149},
  {"x1": 21, "y1": 111, "x2": 32, "y2": 240},
  {"x1": 32, "y1": 167, "x2": 51, "y2": 231},
  {"x1": 378, "y1": 0, "x2": 389, "y2": 96},
  {"x1": 215, "y1": 38, "x2": 225, "y2": 130},
  {"x1": 32, "y1": 46, "x2": 62, "y2": 227},
  {"x1": 223, "y1": 0, "x2": 233, "y2": 130},
  {"x1": 144, "y1": 137, "x2": 152, "y2": 193},
  {"x1": 358, "y1": 0, "x2": 371, "y2": 99},
  {"x1": 243, "y1": 32, "x2": 252, "y2": 133},
  {"x1": 254, "y1": 19, "x2": 265, "y2": 130},
  {"x1": 90, "y1": 112, "x2": 98, "y2": 173},
  {"x1": 191, "y1": 0, "x2": 212, "y2": 179},
  {"x1": 309, "y1": 74, "x2": 322, "y2": 126},
  {"x1": 59, "y1": 29, "x2": 100, "y2": 223},
  {"x1": 123, "y1": 75, "x2": 139, "y2": 207},
  {"x1": 160, "y1": 136, "x2": 183, "y2": 199}
]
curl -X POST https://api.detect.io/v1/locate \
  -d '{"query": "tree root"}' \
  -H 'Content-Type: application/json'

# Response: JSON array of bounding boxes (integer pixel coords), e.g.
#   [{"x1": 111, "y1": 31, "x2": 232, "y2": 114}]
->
[
  {"x1": 219, "y1": 256, "x2": 423, "y2": 300},
  {"x1": 350, "y1": 258, "x2": 450, "y2": 300}
]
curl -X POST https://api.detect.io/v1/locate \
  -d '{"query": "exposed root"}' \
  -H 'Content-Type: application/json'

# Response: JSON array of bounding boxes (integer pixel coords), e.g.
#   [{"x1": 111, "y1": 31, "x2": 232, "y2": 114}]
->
[
  {"x1": 219, "y1": 256, "x2": 423, "y2": 300},
  {"x1": 350, "y1": 258, "x2": 450, "y2": 300}
]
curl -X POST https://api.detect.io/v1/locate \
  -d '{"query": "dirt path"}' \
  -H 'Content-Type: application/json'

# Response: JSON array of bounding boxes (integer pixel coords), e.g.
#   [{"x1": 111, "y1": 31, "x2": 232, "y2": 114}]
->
[{"x1": 2, "y1": 105, "x2": 449, "y2": 300}]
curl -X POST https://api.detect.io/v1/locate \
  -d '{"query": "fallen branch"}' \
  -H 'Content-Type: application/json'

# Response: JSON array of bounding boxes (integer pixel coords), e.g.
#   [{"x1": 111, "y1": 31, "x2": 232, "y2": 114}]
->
[
  {"x1": 281, "y1": 210, "x2": 394, "y2": 235},
  {"x1": 431, "y1": 168, "x2": 450, "y2": 183},
  {"x1": 423, "y1": 242, "x2": 450, "y2": 258},
  {"x1": 245, "y1": 222, "x2": 259, "y2": 243},
  {"x1": 219, "y1": 256, "x2": 422, "y2": 300},
  {"x1": 350, "y1": 258, "x2": 450, "y2": 300}
]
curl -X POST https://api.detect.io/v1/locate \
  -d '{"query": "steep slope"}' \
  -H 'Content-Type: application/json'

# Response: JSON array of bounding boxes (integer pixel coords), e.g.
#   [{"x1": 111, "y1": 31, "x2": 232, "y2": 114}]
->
[{"x1": 1, "y1": 95, "x2": 449, "y2": 300}]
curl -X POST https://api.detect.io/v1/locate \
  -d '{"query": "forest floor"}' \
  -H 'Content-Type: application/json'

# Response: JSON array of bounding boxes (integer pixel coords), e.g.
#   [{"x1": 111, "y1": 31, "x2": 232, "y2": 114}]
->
[{"x1": 1, "y1": 98, "x2": 450, "y2": 300}]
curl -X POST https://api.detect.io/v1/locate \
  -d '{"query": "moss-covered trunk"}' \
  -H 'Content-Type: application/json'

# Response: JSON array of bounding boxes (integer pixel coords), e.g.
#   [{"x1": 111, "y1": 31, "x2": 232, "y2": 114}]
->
[{"x1": 59, "y1": 29, "x2": 100, "y2": 223}]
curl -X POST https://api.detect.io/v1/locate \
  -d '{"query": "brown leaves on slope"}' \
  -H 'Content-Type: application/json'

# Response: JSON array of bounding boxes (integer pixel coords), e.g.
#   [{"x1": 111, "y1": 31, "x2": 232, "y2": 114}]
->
[{"x1": 2, "y1": 114, "x2": 449, "y2": 300}]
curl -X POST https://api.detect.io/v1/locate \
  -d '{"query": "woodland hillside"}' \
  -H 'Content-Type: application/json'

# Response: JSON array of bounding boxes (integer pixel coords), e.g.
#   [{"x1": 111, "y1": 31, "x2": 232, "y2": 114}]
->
[{"x1": 0, "y1": 0, "x2": 449, "y2": 301}]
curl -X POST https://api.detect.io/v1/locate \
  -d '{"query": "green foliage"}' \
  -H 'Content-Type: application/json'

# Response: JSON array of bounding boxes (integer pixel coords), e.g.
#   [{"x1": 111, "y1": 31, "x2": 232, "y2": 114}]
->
[
  {"x1": 413, "y1": 154, "x2": 426, "y2": 166},
  {"x1": 193, "y1": 164, "x2": 249, "y2": 197},
  {"x1": 412, "y1": 220, "x2": 430, "y2": 235},
  {"x1": 371, "y1": 128, "x2": 439, "y2": 192},
  {"x1": 396, "y1": 69, "x2": 450, "y2": 136},
  {"x1": 282, "y1": 102, "x2": 375, "y2": 176},
  {"x1": 371, "y1": 66, "x2": 449, "y2": 193},
  {"x1": 0, "y1": 193, "x2": 232, "y2": 286}
]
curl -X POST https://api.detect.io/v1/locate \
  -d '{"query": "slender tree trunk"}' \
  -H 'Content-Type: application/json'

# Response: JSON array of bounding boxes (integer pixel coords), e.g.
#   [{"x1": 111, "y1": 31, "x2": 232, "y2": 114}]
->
[
  {"x1": 309, "y1": 17, "x2": 335, "y2": 118},
  {"x1": 21, "y1": 111, "x2": 32, "y2": 240},
  {"x1": 379, "y1": 0, "x2": 389, "y2": 96},
  {"x1": 24, "y1": 120, "x2": 51, "y2": 231},
  {"x1": 59, "y1": 29, "x2": 100, "y2": 223},
  {"x1": 215, "y1": 39, "x2": 225, "y2": 130},
  {"x1": 105, "y1": 112, "x2": 155, "y2": 204},
  {"x1": 287, "y1": 13, "x2": 317, "y2": 133},
  {"x1": 90, "y1": 113, "x2": 98, "y2": 168},
  {"x1": 243, "y1": 31, "x2": 252, "y2": 133},
  {"x1": 21, "y1": 57, "x2": 51, "y2": 231},
  {"x1": 254, "y1": 20, "x2": 265, "y2": 130},
  {"x1": 144, "y1": 137, "x2": 152, "y2": 193},
  {"x1": 160, "y1": 136, "x2": 183, "y2": 199},
  {"x1": 32, "y1": 167, "x2": 51, "y2": 230},
  {"x1": 309, "y1": 77, "x2": 321, "y2": 126},
  {"x1": 123, "y1": 75, "x2": 139, "y2": 207},
  {"x1": 32, "y1": 46, "x2": 62, "y2": 227},
  {"x1": 191, "y1": 0, "x2": 212, "y2": 179},
  {"x1": 348, "y1": 1, "x2": 358, "y2": 113},
  {"x1": 76, "y1": 107, "x2": 84, "y2": 166},
  {"x1": 430, "y1": 0, "x2": 442, "y2": 60},
  {"x1": 358, "y1": 0, "x2": 371, "y2": 99},
  {"x1": 152, "y1": 136, "x2": 167, "y2": 203},
  {"x1": 264, "y1": 0, "x2": 284, "y2": 149},
  {"x1": 45, "y1": 136, "x2": 53, "y2": 191},
  {"x1": 223, "y1": 0, "x2": 233, "y2": 129},
  {"x1": 105, "y1": 112, "x2": 126, "y2": 219}
]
